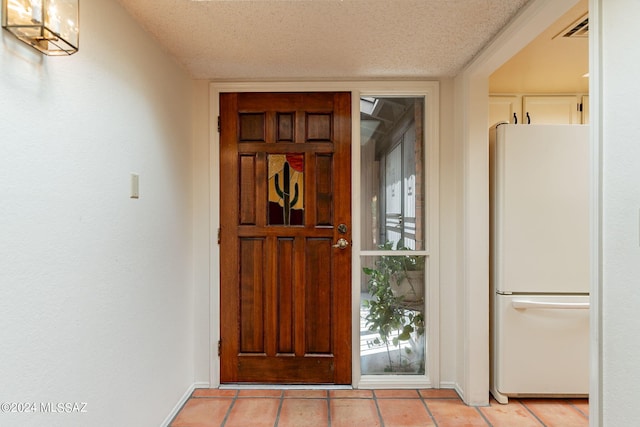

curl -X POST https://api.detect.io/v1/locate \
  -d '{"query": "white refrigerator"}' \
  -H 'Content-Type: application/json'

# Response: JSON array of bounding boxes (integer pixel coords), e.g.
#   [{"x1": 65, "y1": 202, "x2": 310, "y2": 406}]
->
[{"x1": 489, "y1": 123, "x2": 590, "y2": 404}]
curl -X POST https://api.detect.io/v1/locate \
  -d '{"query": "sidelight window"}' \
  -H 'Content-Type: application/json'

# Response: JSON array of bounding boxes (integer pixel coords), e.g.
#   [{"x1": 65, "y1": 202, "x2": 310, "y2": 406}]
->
[{"x1": 359, "y1": 96, "x2": 429, "y2": 377}]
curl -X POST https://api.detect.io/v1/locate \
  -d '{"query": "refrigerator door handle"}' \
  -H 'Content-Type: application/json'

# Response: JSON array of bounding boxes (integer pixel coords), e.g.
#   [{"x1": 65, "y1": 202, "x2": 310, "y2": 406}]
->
[{"x1": 511, "y1": 299, "x2": 590, "y2": 310}]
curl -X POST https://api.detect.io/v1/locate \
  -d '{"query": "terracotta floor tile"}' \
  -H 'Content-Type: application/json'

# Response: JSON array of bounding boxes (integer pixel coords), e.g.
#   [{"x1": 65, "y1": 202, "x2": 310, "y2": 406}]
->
[
  {"x1": 426, "y1": 399, "x2": 489, "y2": 427},
  {"x1": 224, "y1": 398, "x2": 280, "y2": 427},
  {"x1": 330, "y1": 398, "x2": 381, "y2": 427},
  {"x1": 520, "y1": 399, "x2": 588, "y2": 427},
  {"x1": 479, "y1": 399, "x2": 543, "y2": 427},
  {"x1": 283, "y1": 389, "x2": 328, "y2": 399},
  {"x1": 170, "y1": 398, "x2": 232, "y2": 427},
  {"x1": 419, "y1": 389, "x2": 460, "y2": 399},
  {"x1": 170, "y1": 389, "x2": 590, "y2": 427},
  {"x1": 569, "y1": 399, "x2": 590, "y2": 417},
  {"x1": 192, "y1": 389, "x2": 237, "y2": 398},
  {"x1": 329, "y1": 389, "x2": 374, "y2": 399},
  {"x1": 376, "y1": 398, "x2": 435, "y2": 427},
  {"x1": 278, "y1": 398, "x2": 329, "y2": 427},
  {"x1": 237, "y1": 389, "x2": 283, "y2": 398},
  {"x1": 374, "y1": 389, "x2": 421, "y2": 399}
]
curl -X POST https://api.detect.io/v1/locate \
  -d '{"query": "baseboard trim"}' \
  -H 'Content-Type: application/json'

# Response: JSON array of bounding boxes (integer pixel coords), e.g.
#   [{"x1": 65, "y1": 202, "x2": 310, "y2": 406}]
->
[
  {"x1": 453, "y1": 382, "x2": 466, "y2": 403},
  {"x1": 161, "y1": 382, "x2": 209, "y2": 427}
]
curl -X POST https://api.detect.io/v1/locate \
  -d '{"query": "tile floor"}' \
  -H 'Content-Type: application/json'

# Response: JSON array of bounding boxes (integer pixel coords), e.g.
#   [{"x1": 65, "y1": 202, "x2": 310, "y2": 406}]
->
[{"x1": 169, "y1": 388, "x2": 589, "y2": 427}]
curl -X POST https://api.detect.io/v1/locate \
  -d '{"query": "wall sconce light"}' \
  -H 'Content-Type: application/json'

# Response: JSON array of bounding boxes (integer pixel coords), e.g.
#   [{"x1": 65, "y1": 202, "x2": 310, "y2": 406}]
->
[{"x1": 2, "y1": 0, "x2": 79, "y2": 55}]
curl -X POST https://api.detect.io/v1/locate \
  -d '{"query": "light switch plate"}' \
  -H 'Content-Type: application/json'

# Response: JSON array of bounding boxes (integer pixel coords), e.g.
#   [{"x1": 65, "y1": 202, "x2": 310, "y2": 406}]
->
[{"x1": 130, "y1": 173, "x2": 139, "y2": 199}]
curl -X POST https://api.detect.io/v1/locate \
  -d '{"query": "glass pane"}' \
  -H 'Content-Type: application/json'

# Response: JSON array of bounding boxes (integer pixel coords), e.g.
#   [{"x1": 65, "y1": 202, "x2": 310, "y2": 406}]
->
[
  {"x1": 360, "y1": 254, "x2": 426, "y2": 375},
  {"x1": 360, "y1": 97, "x2": 425, "y2": 250},
  {"x1": 360, "y1": 96, "x2": 427, "y2": 377},
  {"x1": 268, "y1": 154, "x2": 304, "y2": 225}
]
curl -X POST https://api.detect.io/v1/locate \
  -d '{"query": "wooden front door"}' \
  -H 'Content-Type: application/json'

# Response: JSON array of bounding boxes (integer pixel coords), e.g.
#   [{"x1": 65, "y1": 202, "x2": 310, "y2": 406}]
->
[{"x1": 219, "y1": 92, "x2": 352, "y2": 384}]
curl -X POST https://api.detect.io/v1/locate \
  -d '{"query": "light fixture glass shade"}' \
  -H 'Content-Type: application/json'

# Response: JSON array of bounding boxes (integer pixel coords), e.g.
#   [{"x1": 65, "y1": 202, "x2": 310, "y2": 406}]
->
[{"x1": 2, "y1": 0, "x2": 79, "y2": 55}]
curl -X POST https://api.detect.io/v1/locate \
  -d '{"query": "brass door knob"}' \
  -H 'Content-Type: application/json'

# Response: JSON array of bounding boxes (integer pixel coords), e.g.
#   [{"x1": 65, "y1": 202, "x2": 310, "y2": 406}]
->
[{"x1": 332, "y1": 238, "x2": 349, "y2": 249}]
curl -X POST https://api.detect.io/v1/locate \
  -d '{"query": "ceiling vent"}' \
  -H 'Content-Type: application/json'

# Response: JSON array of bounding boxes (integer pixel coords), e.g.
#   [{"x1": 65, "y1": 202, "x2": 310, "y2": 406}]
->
[{"x1": 556, "y1": 14, "x2": 589, "y2": 38}]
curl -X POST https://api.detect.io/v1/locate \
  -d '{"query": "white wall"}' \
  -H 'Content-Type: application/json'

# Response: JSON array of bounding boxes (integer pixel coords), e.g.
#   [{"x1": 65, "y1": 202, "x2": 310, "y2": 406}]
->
[
  {"x1": 191, "y1": 79, "x2": 212, "y2": 386},
  {"x1": 598, "y1": 0, "x2": 640, "y2": 424},
  {"x1": 437, "y1": 78, "x2": 459, "y2": 386},
  {"x1": 0, "y1": 1, "x2": 195, "y2": 426}
]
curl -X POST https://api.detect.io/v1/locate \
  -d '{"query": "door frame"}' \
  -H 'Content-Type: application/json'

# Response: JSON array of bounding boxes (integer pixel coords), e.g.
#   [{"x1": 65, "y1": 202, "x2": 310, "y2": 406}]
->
[{"x1": 209, "y1": 81, "x2": 439, "y2": 388}]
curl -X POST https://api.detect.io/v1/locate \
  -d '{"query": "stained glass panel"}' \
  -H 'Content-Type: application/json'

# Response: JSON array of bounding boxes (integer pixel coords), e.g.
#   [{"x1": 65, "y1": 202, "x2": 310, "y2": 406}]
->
[{"x1": 268, "y1": 154, "x2": 304, "y2": 225}]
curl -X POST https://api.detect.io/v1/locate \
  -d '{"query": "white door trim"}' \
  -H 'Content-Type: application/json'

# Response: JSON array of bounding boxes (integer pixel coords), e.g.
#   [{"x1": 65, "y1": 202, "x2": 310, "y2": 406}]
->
[{"x1": 208, "y1": 81, "x2": 440, "y2": 389}]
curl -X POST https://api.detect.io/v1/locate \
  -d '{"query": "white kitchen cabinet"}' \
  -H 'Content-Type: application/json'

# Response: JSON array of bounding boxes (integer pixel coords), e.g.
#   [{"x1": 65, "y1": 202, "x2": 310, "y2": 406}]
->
[
  {"x1": 522, "y1": 95, "x2": 580, "y2": 124},
  {"x1": 489, "y1": 96, "x2": 521, "y2": 126},
  {"x1": 490, "y1": 94, "x2": 588, "y2": 126}
]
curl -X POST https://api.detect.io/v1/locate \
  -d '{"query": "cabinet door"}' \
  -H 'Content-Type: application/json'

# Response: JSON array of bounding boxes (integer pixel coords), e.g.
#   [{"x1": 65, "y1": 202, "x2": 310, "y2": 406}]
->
[
  {"x1": 489, "y1": 96, "x2": 521, "y2": 126},
  {"x1": 522, "y1": 96, "x2": 580, "y2": 124}
]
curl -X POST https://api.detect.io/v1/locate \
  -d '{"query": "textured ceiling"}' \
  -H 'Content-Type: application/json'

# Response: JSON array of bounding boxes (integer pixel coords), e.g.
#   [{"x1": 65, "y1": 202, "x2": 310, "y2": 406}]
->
[{"x1": 115, "y1": 0, "x2": 532, "y2": 80}]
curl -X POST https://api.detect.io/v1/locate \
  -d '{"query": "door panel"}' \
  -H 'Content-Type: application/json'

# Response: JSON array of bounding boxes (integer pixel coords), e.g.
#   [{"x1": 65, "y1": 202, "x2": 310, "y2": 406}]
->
[{"x1": 220, "y1": 92, "x2": 352, "y2": 384}]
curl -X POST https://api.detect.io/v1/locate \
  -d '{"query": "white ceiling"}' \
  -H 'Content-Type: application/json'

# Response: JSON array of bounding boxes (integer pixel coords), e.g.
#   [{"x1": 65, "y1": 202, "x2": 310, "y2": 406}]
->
[{"x1": 115, "y1": 0, "x2": 532, "y2": 80}]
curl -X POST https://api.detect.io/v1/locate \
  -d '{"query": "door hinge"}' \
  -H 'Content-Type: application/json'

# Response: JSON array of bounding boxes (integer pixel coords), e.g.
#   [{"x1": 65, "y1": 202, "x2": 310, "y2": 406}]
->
[
  {"x1": 217, "y1": 339, "x2": 222, "y2": 357},
  {"x1": 217, "y1": 228, "x2": 221, "y2": 245},
  {"x1": 217, "y1": 116, "x2": 221, "y2": 133}
]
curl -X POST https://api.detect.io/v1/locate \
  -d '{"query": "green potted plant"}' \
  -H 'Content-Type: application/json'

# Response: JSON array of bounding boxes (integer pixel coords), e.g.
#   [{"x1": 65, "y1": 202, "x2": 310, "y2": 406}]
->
[
  {"x1": 389, "y1": 243, "x2": 425, "y2": 303},
  {"x1": 362, "y1": 241, "x2": 425, "y2": 373}
]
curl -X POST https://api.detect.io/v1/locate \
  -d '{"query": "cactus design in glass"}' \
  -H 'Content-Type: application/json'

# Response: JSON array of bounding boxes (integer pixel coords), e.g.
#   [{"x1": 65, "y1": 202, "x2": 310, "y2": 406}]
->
[{"x1": 268, "y1": 154, "x2": 304, "y2": 225}]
